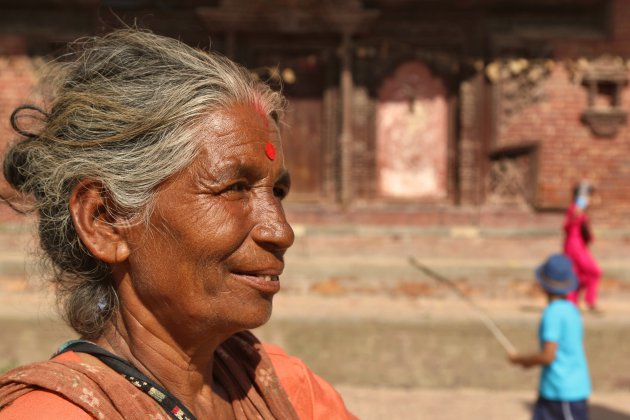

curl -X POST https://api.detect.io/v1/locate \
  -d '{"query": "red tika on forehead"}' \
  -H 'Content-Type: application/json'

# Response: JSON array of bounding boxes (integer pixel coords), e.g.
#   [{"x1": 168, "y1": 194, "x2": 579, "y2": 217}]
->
[
  {"x1": 251, "y1": 100, "x2": 269, "y2": 129},
  {"x1": 265, "y1": 142, "x2": 276, "y2": 160}
]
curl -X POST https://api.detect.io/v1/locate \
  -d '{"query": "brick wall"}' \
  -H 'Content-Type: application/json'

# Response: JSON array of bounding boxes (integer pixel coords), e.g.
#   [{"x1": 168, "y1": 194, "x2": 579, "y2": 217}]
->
[{"x1": 496, "y1": 0, "x2": 630, "y2": 227}]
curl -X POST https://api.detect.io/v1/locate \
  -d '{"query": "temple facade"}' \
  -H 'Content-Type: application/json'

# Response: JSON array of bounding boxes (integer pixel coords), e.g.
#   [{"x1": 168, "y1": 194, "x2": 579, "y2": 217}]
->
[{"x1": 1, "y1": 0, "x2": 629, "y2": 227}]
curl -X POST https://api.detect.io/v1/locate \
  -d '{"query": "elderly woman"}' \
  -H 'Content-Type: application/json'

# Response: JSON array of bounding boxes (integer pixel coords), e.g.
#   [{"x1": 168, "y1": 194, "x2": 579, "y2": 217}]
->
[{"x1": 0, "y1": 29, "x2": 355, "y2": 419}]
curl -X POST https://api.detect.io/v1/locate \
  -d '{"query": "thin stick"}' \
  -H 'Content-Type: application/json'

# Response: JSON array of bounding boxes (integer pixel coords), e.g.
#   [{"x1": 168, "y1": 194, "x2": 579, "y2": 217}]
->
[{"x1": 408, "y1": 256, "x2": 517, "y2": 354}]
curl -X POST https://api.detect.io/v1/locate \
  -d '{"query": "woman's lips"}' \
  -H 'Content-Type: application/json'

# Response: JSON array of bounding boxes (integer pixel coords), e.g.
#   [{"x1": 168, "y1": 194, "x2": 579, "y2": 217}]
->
[{"x1": 232, "y1": 273, "x2": 281, "y2": 294}]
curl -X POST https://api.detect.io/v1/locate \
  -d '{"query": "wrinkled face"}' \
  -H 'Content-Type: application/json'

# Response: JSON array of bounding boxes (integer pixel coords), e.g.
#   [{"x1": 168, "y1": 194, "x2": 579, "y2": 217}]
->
[{"x1": 122, "y1": 103, "x2": 294, "y2": 338}]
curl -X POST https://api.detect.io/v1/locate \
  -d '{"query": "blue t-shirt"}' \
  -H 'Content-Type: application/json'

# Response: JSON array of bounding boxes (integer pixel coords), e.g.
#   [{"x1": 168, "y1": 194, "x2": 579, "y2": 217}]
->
[{"x1": 538, "y1": 299, "x2": 591, "y2": 401}]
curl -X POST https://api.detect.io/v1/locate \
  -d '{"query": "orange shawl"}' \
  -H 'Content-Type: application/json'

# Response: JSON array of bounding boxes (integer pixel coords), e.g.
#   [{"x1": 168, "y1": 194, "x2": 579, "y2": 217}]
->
[{"x1": 0, "y1": 331, "x2": 299, "y2": 419}]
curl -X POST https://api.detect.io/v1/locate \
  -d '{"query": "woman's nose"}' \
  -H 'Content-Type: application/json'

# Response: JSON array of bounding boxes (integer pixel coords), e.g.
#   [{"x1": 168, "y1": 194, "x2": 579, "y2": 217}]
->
[{"x1": 251, "y1": 195, "x2": 295, "y2": 251}]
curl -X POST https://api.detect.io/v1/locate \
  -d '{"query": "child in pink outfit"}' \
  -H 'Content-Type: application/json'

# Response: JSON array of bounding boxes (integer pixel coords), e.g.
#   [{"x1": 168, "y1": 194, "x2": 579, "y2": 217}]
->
[{"x1": 563, "y1": 182, "x2": 601, "y2": 311}]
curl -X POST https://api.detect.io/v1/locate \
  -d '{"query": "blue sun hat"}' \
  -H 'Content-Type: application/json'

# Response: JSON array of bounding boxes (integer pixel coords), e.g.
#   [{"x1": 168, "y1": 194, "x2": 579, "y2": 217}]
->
[{"x1": 535, "y1": 254, "x2": 579, "y2": 295}]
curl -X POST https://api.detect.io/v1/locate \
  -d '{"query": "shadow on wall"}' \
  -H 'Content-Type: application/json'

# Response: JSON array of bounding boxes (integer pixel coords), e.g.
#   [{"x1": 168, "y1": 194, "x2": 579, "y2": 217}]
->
[{"x1": 523, "y1": 402, "x2": 630, "y2": 420}]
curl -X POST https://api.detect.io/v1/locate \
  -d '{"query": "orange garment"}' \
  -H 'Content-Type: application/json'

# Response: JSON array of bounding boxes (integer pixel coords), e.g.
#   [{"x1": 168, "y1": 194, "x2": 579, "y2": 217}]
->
[
  {"x1": 264, "y1": 343, "x2": 357, "y2": 420},
  {"x1": 0, "y1": 351, "x2": 165, "y2": 420},
  {"x1": 0, "y1": 344, "x2": 356, "y2": 420},
  {"x1": 0, "y1": 351, "x2": 94, "y2": 420}
]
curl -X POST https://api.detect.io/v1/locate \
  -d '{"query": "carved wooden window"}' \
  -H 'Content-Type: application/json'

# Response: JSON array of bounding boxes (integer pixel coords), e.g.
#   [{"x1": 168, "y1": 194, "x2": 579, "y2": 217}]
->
[
  {"x1": 487, "y1": 144, "x2": 538, "y2": 207},
  {"x1": 580, "y1": 57, "x2": 628, "y2": 138}
]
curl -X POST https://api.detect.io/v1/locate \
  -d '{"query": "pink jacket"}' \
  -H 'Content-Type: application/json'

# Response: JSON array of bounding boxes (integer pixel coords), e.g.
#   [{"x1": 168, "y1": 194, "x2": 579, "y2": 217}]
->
[{"x1": 563, "y1": 204, "x2": 600, "y2": 278}]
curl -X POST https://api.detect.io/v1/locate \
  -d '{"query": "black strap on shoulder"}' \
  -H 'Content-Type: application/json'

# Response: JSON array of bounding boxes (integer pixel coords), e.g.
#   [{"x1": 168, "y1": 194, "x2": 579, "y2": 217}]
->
[{"x1": 55, "y1": 340, "x2": 197, "y2": 420}]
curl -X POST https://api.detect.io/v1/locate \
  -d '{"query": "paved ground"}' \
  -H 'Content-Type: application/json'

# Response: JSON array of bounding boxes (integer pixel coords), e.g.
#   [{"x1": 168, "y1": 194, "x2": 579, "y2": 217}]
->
[
  {"x1": 1, "y1": 222, "x2": 629, "y2": 419},
  {"x1": 338, "y1": 387, "x2": 630, "y2": 420}
]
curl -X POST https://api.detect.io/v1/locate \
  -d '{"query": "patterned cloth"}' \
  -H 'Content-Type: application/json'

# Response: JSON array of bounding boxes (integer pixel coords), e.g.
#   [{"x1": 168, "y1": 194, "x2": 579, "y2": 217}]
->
[
  {"x1": 0, "y1": 331, "x2": 300, "y2": 420},
  {"x1": 0, "y1": 358, "x2": 161, "y2": 419}
]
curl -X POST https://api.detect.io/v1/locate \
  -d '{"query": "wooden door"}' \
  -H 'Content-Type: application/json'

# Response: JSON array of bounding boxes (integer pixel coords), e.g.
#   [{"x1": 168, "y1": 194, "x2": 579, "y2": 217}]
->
[{"x1": 375, "y1": 61, "x2": 449, "y2": 200}]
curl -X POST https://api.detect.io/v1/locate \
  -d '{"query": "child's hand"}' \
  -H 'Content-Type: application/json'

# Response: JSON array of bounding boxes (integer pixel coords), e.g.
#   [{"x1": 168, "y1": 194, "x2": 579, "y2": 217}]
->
[
  {"x1": 507, "y1": 352, "x2": 520, "y2": 365},
  {"x1": 508, "y1": 352, "x2": 531, "y2": 368}
]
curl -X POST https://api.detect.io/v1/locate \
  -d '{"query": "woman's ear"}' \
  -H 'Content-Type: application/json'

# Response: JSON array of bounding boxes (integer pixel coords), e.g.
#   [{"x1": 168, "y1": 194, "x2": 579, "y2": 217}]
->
[{"x1": 69, "y1": 180, "x2": 131, "y2": 264}]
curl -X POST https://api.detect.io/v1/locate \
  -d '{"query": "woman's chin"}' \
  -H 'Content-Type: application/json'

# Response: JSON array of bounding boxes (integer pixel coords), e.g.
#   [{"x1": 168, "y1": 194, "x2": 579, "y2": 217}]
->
[
  {"x1": 228, "y1": 299, "x2": 274, "y2": 332},
  {"x1": 247, "y1": 306, "x2": 274, "y2": 330}
]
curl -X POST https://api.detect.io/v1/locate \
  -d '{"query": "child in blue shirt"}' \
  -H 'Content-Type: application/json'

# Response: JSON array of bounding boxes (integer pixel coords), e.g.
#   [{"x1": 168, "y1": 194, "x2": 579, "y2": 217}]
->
[{"x1": 509, "y1": 253, "x2": 591, "y2": 420}]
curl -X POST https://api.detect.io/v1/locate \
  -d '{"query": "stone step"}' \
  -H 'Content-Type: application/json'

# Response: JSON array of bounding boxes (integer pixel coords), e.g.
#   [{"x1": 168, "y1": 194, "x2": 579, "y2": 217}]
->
[
  {"x1": 281, "y1": 256, "x2": 630, "y2": 296},
  {"x1": 2, "y1": 254, "x2": 630, "y2": 299},
  {"x1": 257, "y1": 315, "x2": 630, "y2": 390},
  {"x1": 254, "y1": 295, "x2": 630, "y2": 392}
]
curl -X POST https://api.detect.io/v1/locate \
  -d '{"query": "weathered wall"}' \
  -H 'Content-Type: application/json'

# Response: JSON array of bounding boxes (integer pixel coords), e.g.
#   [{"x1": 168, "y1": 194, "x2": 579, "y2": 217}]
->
[{"x1": 494, "y1": 0, "x2": 630, "y2": 225}]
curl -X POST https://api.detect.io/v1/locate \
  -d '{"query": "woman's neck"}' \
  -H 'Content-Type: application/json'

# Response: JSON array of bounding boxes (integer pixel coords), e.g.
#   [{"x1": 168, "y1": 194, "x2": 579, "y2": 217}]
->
[{"x1": 92, "y1": 305, "x2": 234, "y2": 418}]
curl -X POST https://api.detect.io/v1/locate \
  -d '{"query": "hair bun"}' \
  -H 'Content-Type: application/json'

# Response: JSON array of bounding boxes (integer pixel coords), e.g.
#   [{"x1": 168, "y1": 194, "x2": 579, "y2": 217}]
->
[{"x1": 3, "y1": 143, "x2": 30, "y2": 191}]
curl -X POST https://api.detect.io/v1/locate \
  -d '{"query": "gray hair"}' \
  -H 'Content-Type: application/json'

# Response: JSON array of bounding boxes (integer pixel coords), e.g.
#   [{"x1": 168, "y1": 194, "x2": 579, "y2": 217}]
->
[{"x1": 3, "y1": 29, "x2": 286, "y2": 338}]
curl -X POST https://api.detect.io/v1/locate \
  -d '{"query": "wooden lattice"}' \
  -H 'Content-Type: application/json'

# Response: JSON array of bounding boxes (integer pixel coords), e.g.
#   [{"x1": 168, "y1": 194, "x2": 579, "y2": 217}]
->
[{"x1": 487, "y1": 156, "x2": 531, "y2": 206}]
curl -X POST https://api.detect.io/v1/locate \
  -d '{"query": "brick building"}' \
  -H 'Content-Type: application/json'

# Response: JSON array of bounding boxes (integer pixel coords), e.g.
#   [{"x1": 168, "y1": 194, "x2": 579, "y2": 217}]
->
[{"x1": 0, "y1": 0, "x2": 628, "y2": 227}]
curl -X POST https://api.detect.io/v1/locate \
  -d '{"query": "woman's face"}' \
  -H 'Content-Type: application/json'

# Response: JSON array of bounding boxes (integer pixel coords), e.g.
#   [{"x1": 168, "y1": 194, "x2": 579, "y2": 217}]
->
[{"x1": 121, "y1": 102, "x2": 294, "y2": 340}]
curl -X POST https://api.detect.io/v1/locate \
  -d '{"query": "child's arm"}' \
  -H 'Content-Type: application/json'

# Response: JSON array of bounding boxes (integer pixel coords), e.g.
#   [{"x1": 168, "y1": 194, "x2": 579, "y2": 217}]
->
[{"x1": 508, "y1": 341, "x2": 557, "y2": 368}]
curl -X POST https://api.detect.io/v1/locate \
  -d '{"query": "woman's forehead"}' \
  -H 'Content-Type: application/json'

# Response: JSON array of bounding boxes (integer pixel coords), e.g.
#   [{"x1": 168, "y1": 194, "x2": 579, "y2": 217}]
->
[
  {"x1": 203, "y1": 102, "x2": 275, "y2": 135},
  {"x1": 197, "y1": 114, "x2": 278, "y2": 154},
  {"x1": 196, "y1": 104, "x2": 279, "y2": 154},
  {"x1": 189, "y1": 104, "x2": 284, "y2": 178}
]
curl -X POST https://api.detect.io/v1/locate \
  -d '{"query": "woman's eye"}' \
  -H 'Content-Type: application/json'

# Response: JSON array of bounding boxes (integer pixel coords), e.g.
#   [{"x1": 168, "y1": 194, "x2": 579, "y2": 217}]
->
[{"x1": 222, "y1": 181, "x2": 249, "y2": 197}]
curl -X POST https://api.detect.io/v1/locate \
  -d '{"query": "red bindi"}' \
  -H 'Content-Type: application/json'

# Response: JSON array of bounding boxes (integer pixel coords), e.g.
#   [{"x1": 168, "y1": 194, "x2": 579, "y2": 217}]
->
[{"x1": 265, "y1": 142, "x2": 276, "y2": 160}]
